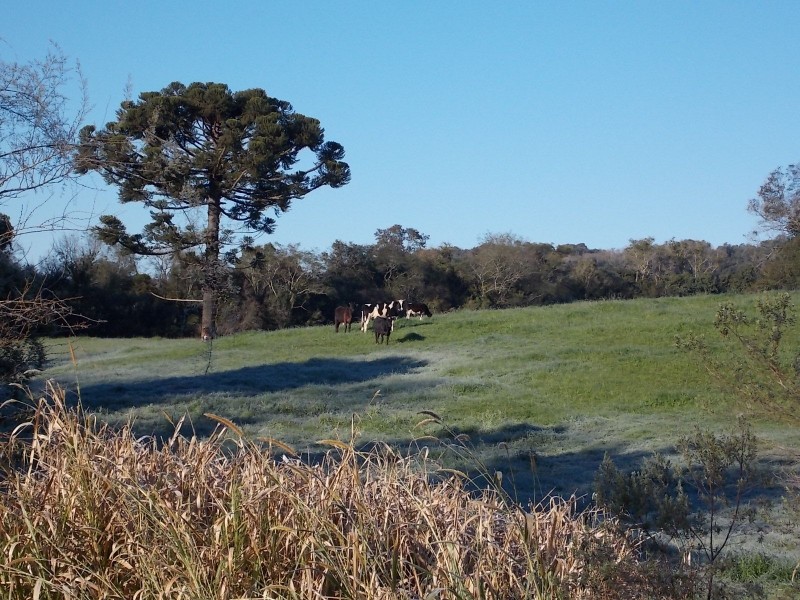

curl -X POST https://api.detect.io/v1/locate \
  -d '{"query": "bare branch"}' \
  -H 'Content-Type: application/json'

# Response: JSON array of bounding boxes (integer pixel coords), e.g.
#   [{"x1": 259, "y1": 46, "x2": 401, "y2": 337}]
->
[
  {"x1": 149, "y1": 290, "x2": 203, "y2": 303},
  {"x1": 0, "y1": 279, "x2": 92, "y2": 344}
]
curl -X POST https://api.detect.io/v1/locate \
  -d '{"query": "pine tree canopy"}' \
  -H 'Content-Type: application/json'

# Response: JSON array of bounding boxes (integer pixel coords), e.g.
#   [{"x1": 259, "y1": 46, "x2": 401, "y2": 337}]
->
[{"x1": 76, "y1": 81, "x2": 350, "y2": 256}]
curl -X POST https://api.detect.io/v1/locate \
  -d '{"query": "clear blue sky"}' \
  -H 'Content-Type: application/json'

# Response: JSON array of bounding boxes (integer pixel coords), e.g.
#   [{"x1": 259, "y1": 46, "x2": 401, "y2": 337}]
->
[{"x1": 4, "y1": 1, "x2": 799, "y2": 261}]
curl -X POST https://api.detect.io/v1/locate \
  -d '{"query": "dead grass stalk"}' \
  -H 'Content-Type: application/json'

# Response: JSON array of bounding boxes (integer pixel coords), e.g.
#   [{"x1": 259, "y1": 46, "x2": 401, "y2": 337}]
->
[{"x1": 0, "y1": 384, "x2": 676, "y2": 599}]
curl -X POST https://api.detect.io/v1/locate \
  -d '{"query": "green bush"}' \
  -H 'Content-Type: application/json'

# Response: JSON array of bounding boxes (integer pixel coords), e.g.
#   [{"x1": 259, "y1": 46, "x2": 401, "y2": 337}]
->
[
  {"x1": 676, "y1": 292, "x2": 800, "y2": 425},
  {"x1": 594, "y1": 419, "x2": 763, "y2": 599}
]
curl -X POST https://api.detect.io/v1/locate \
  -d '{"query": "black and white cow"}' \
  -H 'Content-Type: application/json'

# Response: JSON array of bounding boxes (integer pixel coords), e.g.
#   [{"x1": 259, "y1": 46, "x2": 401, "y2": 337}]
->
[
  {"x1": 405, "y1": 302, "x2": 432, "y2": 320},
  {"x1": 360, "y1": 300, "x2": 405, "y2": 332},
  {"x1": 373, "y1": 316, "x2": 394, "y2": 344}
]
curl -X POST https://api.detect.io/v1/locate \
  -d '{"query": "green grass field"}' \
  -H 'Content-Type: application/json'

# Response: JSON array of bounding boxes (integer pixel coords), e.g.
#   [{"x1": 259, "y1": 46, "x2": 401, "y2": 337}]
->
[
  {"x1": 36, "y1": 292, "x2": 800, "y2": 507},
  {"x1": 16, "y1": 292, "x2": 800, "y2": 596}
]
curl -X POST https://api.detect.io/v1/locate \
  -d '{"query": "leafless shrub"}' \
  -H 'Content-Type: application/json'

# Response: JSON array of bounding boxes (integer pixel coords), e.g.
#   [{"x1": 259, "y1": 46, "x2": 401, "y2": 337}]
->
[
  {"x1": 1, "y1": 42, "x2": 88, "y2": 203},
  {"x1": 0, "y1": 281, "x2": 88, "y2": 385}
]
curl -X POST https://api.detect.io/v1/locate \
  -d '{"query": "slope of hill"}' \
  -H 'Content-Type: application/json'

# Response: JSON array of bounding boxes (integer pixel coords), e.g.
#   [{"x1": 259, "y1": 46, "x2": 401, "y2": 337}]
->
[{"x1": 36, "y1": 293, "x2": 800, "y2": 504}]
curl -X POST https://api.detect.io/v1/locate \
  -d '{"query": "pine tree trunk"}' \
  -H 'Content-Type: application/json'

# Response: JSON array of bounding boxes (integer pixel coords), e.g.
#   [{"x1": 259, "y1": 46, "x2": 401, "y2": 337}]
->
[{"x1": 202, "y1": 197, "x2": 222, "y2": 339}]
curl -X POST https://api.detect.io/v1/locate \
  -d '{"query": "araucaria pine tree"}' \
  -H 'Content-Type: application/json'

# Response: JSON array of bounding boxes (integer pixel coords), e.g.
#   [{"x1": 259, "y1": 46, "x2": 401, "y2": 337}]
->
[{"x1": 76, "y1": 81, "x2": 350, "y2": 337}]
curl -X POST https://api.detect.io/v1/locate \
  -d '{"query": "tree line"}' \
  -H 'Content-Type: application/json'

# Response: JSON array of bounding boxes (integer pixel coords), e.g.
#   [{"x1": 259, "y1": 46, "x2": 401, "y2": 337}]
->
[{"x1": 3, "y1": 222, "x2": 799, "y2": 340}]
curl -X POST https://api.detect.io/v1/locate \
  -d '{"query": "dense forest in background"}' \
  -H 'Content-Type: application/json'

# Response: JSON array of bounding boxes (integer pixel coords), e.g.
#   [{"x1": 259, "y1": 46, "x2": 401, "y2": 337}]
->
[{"x1": 3, "y1": 222, "x2": 799, "y2": 338}]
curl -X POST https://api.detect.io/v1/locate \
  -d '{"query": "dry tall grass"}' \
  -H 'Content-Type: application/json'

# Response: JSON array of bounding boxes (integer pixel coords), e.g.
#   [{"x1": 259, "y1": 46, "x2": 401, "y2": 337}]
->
[{"x1": 0, "y1": 384, "x2": 678, "y2": 599}]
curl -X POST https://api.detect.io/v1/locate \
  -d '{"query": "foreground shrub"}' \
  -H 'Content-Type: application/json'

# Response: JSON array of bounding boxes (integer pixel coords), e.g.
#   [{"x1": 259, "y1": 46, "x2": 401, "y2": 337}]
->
[
  {"x1": 676, "y1": 292, "x2": 800, "y2": 425},
  {"x1": 0, "y1": 384, "x2": 679, "y2": 599},
  {"x1": 594, "y1": 418, "x2": 772, "y2": 599}
]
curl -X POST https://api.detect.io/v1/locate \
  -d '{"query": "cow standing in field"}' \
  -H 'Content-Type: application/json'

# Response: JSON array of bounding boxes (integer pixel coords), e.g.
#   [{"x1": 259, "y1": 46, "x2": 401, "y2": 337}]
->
[
  {"x1": 405, "y1": 302, "x2": 432, "y2": 320},
  {"x1": 360, "y1": 300, "x2": 405, "y2": 332},
  {"x1": 334, "y1": 305, "x2": 354, "y2": 333},
  {"x1": 373, "y1": 316, "x2": 394, "y2": 344}
]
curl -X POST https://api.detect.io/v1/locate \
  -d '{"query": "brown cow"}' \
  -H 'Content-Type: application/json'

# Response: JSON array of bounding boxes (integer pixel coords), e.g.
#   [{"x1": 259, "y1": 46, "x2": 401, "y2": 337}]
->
[{"x1": 334, "y1": 305, "x2": 354, "y2": 333}]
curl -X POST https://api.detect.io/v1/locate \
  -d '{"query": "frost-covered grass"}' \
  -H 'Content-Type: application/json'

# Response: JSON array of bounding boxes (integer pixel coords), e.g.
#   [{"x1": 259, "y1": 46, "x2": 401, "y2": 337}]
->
[
  {"x1": 10, "y1": 292, "x2": 800, "y2": 597},
  {"x1": 36, "y1": 293, "x2": 800, "y2": 502}
]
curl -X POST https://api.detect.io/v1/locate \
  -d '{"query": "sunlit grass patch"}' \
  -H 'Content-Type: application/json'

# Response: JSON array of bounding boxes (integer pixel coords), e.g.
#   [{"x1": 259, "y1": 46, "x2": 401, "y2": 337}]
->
[{"x1": 722, "y1": 553, "x2": 798, "y2": 584}]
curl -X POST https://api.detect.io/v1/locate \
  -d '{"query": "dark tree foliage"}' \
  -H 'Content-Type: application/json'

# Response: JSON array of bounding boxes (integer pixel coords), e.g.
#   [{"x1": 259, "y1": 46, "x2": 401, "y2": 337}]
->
[
  {"x1": 21, "y1": 223, "x2": 799, "y2": 338},
  {"x1": 0, "y1": 225, "x2": 33, "y2": 384},
  {"x1": 0, "y1": 213, "x2": 13, "y2": 253},
  {"x1": 412, "y1": 245, "x2": 470, "y2": 311},
  {"x1": 41, "y1": 236, "x2": 186, "y2": 338},
  {"x1": 374, "y1": 225, "x2": 429, "y2": 254},
  {"x1": 222, "y1": 242, "x2": 326, "y2": 332},
  {"x1": 322, "y1": 240, "x2": 381, "y2": 304},
  {"x1": 714, "y1": 243, "x2": 764, "y2": 293},
  {"x1": 372, "y1": 225, "x2": 430, "y2": 300},
  {"x1": 742, "y1": 163, "x2": 800, "y2": 292},
  {"x1": 753, "y1": 236, "x2": 800, "y2": 291},
  {"x1": 75, "y1": 81, "x2": 350, "y2": 337},
  {"x1": 1, "y1": 244, "x2": 82, "y2": 386}
]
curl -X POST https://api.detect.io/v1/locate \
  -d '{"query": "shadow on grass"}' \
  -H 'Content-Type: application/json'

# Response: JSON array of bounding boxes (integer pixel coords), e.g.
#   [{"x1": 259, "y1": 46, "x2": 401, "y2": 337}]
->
[
  {"x1": 395, "y1": 332, "x2": 425, "y2": 343},
  {"x1": 373, "y1": 421, "x2": 792, "y2": 512},
  {"x1": 387, "y1": 425, "x2": 654, "y2": 508},
  {"x1": 50, "y1": 354, "x2": 428, "y2": 422}
]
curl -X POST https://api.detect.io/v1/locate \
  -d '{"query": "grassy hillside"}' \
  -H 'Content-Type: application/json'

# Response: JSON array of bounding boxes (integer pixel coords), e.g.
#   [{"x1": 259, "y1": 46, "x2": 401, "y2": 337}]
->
[{"x1": 36, "y1": 292, "x2": 800, "y2": 505}]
